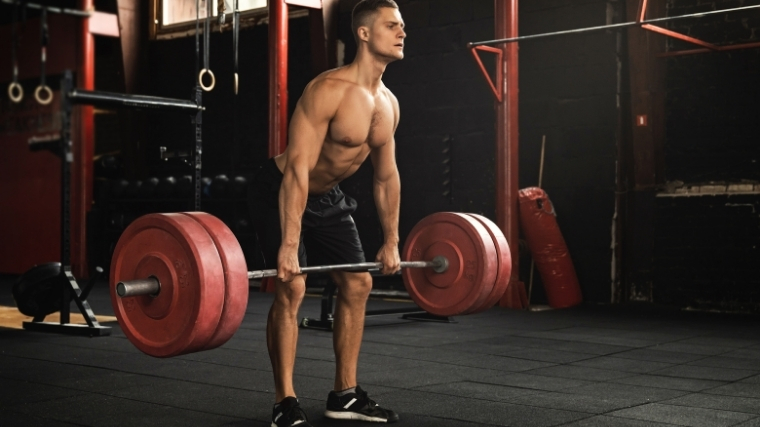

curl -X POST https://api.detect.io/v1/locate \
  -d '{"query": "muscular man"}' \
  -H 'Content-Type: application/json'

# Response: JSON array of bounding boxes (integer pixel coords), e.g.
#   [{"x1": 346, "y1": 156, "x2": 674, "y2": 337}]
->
[{"x1": 248, "y1": 1, "x2": 405, "y2": 426}]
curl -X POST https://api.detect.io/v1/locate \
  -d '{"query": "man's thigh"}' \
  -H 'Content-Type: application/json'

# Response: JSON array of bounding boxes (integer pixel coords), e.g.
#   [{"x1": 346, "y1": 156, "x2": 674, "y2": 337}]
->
[{"x1": 303, "y1": 214, "x2": 366, "y2": 267}]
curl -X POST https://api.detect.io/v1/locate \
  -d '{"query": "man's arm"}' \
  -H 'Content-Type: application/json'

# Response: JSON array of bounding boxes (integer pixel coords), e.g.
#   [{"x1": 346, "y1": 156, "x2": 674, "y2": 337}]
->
[
  {"x1": 278, "y1": 79, "x2": 342, "y2": 282},
  {"x1": 370, "y1": 91, "x2": 401, "y2": 274}
]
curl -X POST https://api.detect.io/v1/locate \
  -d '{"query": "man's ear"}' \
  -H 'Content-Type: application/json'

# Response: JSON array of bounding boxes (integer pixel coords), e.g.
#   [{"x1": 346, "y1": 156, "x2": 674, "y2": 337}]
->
[{"x1": 358, "y1": 26, "x2": 370, "y2": 42}]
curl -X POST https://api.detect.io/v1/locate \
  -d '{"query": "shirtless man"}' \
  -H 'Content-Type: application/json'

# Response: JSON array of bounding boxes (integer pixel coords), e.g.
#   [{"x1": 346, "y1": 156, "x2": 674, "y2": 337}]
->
[{"x1": 248, "y1": 1, "x2": 405, "y2": 426}]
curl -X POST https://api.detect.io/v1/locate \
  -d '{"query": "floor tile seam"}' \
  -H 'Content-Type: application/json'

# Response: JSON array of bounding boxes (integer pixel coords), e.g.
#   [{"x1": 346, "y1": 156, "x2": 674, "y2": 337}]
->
[
  {"x1": 0, "y1": 381, "x2": 97, "y2": 408},
  {"x1": 607, "y1": 344, "x2": 738, "y2": 369},
  {"x1": 602, "y1": 376, "x2": 730, "y2": 393},
  {"x1": 498, "y1": 337, "x2": 641, "y2": 356},
  {"x1": 358, "y1": 350, "x2": 475, "y2": 364},
  {"x1": 658, "y1": 334, "x2": 760, "y2": 350},
  {"x1": 0, "y1": 407, "x2": 93, "y2": 427},
  {"x1": 363, "y1": 350, "x2": 570, "y2": 371},
  {"x1": 390, "y1": 411, "x2": 506, "y2": 427},
  {"x1": 65, "y1": 389, "x2": 253, "y2": 421},
  {"x1": 701, "y1": 387, "x2": 760, "y2": 399},
  {"x1": 409, "y1": 378, "x2": 550, "y2": 395},
  {"x1": 3, "y1": 351, "x2": 281, "y2": 378},
  {"x1": 515, "y1": 353, "x2": 603, "y2": 366},
  {"x1": 610, "y1": 400, "x2": 760, "y2": 420},
  {"x1": 433, "y1": 358, "x2": 562, "y2": 372},
  {"x1": 9, "y1": 338, "x2": 143, "y2": 357},
  {"x1": 656, "y1": 395, "x2": 760, "y2": 416},
  {"x1": 685, "y1": 358, "x2": 760, "y2": 371},
  {"x1": 528, "y1": 386, "x2": 689, "y2": 406},
  {"x1": 400, "y1": 385, "x2": 598, "y2": 415},
  {"x1": 519, "y1": 368, "x2": 637, "y2": 390},
  {"x1": 646, "y1": 372, "x2": 760, "y2": 383},
  {"x1": 7, "y1": 363, "x2": 274, "y2": 396},
  {"x1": 641, "y1": 356, "x2": 760, "y2": 382},
  {"x1": 603, "y1": 411, "x2": 690, "y2": 426},
  {"x1": 514, "y1": 331, "x2": 662, "y2": 346},
  {"x1": 519, "y1": 363, "x2": 640, "y2": 381},
  {"x1": 545, "y1": 403, "x2": 686, "y2": 427}
]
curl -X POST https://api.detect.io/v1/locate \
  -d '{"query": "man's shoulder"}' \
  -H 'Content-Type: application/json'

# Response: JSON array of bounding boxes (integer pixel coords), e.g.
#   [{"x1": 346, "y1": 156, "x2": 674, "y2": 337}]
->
[
  {"x1": 381, "y1": 85, "x2": 399, "y2": 104},
  {"x1": 306, "y1": 68, "x2": 357, "y2": 96}
]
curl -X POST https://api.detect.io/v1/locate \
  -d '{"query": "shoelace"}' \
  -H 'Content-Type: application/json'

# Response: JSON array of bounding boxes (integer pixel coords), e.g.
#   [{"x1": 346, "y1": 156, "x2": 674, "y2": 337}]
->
[
  {"x1": 280, "y1": 405, "x2": 308, "y2": 426},
  {"x1": 357, "y1": 390, "x2": 378, "y2": 409}
]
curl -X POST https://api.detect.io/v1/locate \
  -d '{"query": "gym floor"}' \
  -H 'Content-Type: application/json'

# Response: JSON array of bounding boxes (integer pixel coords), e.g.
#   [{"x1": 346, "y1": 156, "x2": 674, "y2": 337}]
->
[{"x1": 1, "y1": 277, "x2": 759, "y2": 427}]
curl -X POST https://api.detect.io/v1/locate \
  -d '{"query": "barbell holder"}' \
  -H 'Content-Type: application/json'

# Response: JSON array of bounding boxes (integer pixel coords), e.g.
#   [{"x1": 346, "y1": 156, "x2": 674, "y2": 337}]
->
[{"x1": 117, "y1": 256, "x2": 449, "y2": 298}]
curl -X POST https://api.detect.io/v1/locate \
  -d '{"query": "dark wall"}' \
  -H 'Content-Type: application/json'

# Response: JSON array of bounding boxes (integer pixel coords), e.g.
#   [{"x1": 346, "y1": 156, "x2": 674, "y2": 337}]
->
[
  {"x1": 665, "y1": 0, "x2": 760, "y2": 182},
  {"x1": 653, "y1": 0, "x2": 760, "y2": 311}
]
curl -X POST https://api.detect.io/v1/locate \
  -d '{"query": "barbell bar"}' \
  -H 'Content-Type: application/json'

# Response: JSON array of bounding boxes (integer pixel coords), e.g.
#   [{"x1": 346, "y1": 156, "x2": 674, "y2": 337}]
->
[{"x1": 116, "y1": 257, "x2": 450, "y2": 298}]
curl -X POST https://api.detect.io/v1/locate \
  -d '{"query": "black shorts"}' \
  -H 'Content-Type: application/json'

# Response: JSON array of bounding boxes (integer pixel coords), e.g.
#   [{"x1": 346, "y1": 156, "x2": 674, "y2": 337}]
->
[{"x1": 248, "y1": 158, "x2": 366, "y2": 270}]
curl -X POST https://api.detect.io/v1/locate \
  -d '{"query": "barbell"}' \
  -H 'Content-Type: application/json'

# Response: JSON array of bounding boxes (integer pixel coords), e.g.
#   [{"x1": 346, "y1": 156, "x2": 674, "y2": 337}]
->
[{"x1": 110, "y1": 211, "x2": 512, "y2": 358}]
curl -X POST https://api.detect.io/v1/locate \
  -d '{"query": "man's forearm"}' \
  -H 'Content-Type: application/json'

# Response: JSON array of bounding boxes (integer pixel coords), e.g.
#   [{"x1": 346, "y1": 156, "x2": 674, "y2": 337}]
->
[
  {"x1": 279, "y1": 166, "x2": 309, "y2": 247},
  {"x1": 374, "y1": 173, "x2": 401, "y2": 245}
]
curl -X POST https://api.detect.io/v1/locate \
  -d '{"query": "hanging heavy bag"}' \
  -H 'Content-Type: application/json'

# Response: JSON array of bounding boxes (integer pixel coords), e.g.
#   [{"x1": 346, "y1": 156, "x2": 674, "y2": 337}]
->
[{"x1": 518, "y1": 187, "x2": 583, "y2": 308}]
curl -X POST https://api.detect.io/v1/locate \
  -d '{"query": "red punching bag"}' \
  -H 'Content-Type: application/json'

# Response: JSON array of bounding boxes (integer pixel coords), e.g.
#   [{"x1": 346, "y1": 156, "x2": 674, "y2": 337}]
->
[{"x1": 518, "y1": 187, "x2": 582, "y2": 308}]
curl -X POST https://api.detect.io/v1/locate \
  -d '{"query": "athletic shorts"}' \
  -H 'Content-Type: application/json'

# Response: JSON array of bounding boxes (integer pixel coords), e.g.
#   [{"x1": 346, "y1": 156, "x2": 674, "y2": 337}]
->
[{"x1": 247, "y1": 158, "x2": 366, "y2": 270}]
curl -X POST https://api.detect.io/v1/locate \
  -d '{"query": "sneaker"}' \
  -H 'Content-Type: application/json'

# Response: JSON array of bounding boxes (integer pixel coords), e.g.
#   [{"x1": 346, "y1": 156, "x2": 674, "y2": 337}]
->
[
  {"x1": 272, "y1": 397, "x2": 312, "y2": 427},
  {"x1": 325, "y1": 385, "x2": 399, "y2": 423}
]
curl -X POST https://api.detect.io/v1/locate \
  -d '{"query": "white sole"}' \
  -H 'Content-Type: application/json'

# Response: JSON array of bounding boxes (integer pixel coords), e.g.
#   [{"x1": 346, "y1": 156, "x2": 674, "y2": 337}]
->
[{"x1": 324, "y1": 410, "x2": 388, "y2": 423}]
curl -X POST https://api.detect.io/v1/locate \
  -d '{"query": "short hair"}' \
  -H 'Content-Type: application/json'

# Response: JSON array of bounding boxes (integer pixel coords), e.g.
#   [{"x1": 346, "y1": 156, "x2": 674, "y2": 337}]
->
[{"x1": 351, "y1": 0, "x2": 399, "y2": 42}]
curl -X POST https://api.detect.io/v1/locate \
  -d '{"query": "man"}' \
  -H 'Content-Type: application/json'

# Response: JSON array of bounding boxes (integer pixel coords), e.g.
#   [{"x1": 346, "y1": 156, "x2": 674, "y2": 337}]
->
[{"x1": 248, "y1": 1, "x2": 406, "y2": 426}]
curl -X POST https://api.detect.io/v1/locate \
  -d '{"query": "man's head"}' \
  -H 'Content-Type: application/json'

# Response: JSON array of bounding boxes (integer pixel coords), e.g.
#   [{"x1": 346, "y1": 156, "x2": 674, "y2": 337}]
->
[{"x1": 352, "y1": 0, "x2": 406, "y2": 61}]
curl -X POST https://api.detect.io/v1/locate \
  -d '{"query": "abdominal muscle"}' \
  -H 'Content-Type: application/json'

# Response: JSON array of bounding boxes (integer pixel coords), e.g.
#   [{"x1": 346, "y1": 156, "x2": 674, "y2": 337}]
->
[{"x1": 275, "y1": 138, "x2": 371, "y2": 196}]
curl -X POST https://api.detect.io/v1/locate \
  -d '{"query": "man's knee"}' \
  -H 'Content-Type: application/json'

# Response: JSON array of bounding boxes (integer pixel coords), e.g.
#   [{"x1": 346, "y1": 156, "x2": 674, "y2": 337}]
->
[
  {"x1": 274, "y1": 277, "x2": 307, "y2": 308},
  {"x1": 335, "y1": 273, "x2": 372, "y2": 302}
]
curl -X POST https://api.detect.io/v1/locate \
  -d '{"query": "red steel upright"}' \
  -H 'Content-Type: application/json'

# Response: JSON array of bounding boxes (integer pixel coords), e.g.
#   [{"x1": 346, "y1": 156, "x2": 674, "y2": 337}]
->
[
  {"x1": 495, "y1": 0, "x2": 525, "y2": 308},
  {"x1": 269, "y1": 0, "x2": 289, "y2": 157},
  {"x1": 72, "y1": 0, "x2": 95, "y2": 277}
]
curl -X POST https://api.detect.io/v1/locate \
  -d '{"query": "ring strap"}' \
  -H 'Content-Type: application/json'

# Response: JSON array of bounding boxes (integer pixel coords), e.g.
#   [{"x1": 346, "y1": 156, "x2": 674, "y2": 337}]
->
[
  {"x1": 233, "y1": 0, "x2": 239, "y2": 95},
  {"x1": 39, "y1": 8, "x2": 48, "y2": 88}
]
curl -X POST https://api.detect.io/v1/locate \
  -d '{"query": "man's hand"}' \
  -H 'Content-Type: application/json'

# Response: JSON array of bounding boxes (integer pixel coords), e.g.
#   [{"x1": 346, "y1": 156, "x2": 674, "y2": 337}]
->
[
  {"x1": 376, "y1": 242, "x2": 401, "y2": 275},
  {"x1": 277, "y1": 244, "x2": 301, "y2": 282}
]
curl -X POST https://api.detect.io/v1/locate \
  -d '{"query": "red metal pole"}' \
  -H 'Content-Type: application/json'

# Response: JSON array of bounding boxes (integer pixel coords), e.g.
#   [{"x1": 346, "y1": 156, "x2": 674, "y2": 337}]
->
[
  {"x1": 495, "y1": 0, "x2": 525, "y2": 308},
  {"x1": 269, "y1": 0, "x2": 289, "y2": 157},
  {"x1": 73, "y1": 0, "x2": 95, "y2": 277}
]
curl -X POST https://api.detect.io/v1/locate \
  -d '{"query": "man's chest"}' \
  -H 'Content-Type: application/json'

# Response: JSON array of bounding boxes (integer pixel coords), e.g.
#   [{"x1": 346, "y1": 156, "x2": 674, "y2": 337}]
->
[{"x1": 328, "y1": 94, "x2": 395, "y2": 148}]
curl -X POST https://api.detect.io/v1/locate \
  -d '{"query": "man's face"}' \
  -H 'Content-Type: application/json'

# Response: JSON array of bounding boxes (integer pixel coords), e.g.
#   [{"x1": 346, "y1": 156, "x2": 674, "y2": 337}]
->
[{"x1": 365, "y1": 7, "x2": 406, "y2": 62}]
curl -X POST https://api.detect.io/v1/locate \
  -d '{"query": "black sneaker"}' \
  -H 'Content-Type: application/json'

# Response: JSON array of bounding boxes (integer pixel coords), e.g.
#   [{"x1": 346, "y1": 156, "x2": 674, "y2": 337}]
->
[
  {"x1": 325, "y1": 385, "x2": 399, "y2": 423},
  {"x1": 272, "y1": 397, "x2": 312, "y2": 427}
]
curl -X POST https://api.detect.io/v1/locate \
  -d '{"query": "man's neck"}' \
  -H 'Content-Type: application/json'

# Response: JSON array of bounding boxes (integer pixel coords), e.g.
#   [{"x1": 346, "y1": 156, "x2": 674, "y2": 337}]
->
[{"x1": 349, "y1": 50, "x2": 391, "y2": 92}]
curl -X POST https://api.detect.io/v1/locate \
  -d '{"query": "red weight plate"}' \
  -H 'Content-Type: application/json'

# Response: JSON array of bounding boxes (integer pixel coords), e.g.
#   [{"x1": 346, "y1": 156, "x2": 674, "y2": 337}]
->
[
  {"x1": 465, "y1": 214, "x2": 512, "y2": 314},
  {"x1": 110, "y1": 213, "x2": 225, "y2": 357},
  {"x1": 182, "y1": 212, "x2": 249, "y2": 350},
  {"x1": 402, "y1": 212, "x2": 498, "y2": 316}
]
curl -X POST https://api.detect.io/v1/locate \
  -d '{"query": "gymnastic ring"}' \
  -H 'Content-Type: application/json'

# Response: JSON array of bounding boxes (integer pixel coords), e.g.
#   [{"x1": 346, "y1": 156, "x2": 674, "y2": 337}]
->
[
  {"x1": 8, "y1": 82, "x2": 24, "y2": 103},
  {"x1": 34, "y1": 85, "x2": 53, "y2": 105},
  {"x1": 198, "y1": 68, "x2": 216, "y2": 92}
]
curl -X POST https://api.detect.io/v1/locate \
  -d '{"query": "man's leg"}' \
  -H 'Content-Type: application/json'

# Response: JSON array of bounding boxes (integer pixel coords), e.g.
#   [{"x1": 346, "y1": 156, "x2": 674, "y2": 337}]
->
[
  {"x1": 268, "y1": 275, "x2": 307, "y2": 402},
  {"x1": 324, "y1": 271, "x2": 399, "y2": 423},
  {"x1": 329, "y1": 271, "x2": 372, "y2": 391}
]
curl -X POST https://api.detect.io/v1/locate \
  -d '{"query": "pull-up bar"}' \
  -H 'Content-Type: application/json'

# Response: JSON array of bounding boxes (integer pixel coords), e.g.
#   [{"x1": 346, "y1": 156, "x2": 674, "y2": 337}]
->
[{"x1": 468, "y1": 4, "x2": 760, "y2": 48}]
